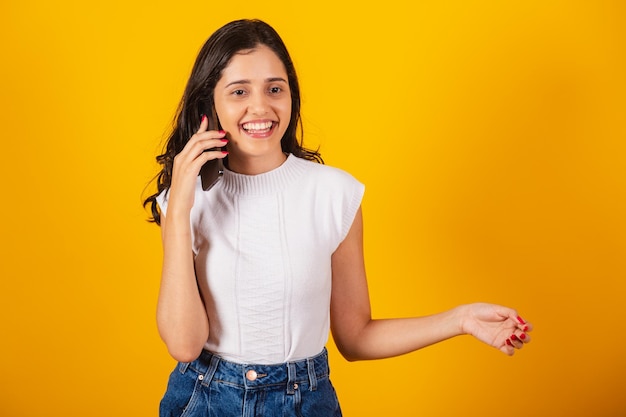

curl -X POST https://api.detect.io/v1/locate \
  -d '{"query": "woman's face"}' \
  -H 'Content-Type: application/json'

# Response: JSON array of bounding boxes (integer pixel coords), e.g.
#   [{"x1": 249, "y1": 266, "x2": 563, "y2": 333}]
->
[{"x1": 213, "y1": 44, "x2": 292, "y2": 173}]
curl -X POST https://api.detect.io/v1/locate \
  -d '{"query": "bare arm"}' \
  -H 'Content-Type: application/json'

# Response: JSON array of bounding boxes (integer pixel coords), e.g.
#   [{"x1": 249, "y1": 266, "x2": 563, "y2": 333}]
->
[
  {"x1": 156, "y1": 116, "x2": 228, "y2": 362},
  {"x1": 157, "y1": 211, "x2": 209, "y2": 363},
  {"x1": 330, "y1": 207, "x2": 532, "y2": 361}
]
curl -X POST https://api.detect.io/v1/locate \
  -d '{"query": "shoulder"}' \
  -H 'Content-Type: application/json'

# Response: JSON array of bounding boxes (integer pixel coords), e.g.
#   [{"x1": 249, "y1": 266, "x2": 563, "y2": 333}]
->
[
  {"x1": 292, "y1": 156, "x2": 363, "y2": 188},
  {"x1": 290, "y1": 157, "x2": 365, "y2": 214}
]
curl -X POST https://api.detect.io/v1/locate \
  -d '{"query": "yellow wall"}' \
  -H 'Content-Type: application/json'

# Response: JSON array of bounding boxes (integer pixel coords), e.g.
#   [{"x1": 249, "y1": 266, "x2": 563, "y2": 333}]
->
[{"x1": 1, "y1": 1, "x2": 625, "y2": 416}]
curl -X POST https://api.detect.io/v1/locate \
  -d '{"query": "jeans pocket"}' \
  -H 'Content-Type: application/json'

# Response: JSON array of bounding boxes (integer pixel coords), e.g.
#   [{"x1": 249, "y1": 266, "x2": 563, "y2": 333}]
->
[
  {"x1": 295, "y1": 377, "x2": 342, "y2": 417},
  {"x1": 160, "y1": 366, "x2": 204, "y2": 417}
]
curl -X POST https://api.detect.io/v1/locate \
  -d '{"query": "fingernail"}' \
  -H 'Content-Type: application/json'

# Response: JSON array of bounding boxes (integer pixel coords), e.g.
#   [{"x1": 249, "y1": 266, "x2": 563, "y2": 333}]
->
[
  {"x1": 523, "y1": 326, "x2": 529, "y2": 332},
  {"x1": 506, "y1": 339, "x2": 513, "y2": 346},
  {"x1": 219, "y1": 130, "x2": 226, "y2": 135},
  {"x1": 220, "y1": 138, "x2": 229, "y2": 142},
  {"x1": 201, "y1": 114, "x2": 207, "y2": 122},
  {"x1": 517, "y1": 316, "x2": 525, "y2": 325},
  {"x1": 520, "y1": 333, "x2": 526, "y2": 340},
  {"x1": 511, "y1": 335, "x2": 519, "y2": 342},
  {"x1": 221, "y1": 151, "x2": 229, "y2": 155}
]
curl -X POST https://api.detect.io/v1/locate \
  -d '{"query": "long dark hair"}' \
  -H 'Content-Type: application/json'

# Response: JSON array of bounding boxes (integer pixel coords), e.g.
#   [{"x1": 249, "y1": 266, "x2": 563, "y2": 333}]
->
[{"x1": 144, "y1": 19, "x2": 322, "y2": 225}]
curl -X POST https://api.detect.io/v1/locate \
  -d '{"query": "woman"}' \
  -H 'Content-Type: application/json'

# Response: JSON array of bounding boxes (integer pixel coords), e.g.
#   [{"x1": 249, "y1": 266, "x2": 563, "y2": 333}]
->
[{"x1": 144, "y1": 18, "x2": 532, "y2": 417}]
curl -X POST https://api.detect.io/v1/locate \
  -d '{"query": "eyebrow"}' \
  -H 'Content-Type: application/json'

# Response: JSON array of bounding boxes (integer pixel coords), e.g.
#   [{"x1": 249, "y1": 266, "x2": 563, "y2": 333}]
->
[{"x1": 224, "y1": 77, "x2": 288, "y2": 88}]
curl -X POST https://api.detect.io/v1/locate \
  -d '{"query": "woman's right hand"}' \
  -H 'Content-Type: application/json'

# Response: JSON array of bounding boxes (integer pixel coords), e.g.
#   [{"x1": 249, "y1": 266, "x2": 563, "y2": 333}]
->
[
  {"x1": 157, "y1": 116, "x2": 223, "y2": 362},
  {"x1": 167, "y1": 115, "x2": 228, "y2": 216}
]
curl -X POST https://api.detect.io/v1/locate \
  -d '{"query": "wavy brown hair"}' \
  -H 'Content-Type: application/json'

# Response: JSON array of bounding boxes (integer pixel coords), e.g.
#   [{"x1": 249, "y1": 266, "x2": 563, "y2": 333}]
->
[{"x1": 144, "y1": 19, "x2": 322, "y2": 225}]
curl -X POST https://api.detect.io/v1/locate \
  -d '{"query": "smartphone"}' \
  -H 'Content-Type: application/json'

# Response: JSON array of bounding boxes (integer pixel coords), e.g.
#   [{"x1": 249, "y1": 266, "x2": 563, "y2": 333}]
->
[{"x1": 200, "y1": 108, "x2": 225, "y2": 191}]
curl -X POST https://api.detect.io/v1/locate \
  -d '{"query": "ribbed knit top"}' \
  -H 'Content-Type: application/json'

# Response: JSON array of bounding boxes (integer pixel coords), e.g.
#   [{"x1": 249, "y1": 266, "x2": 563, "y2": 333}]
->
[{"x1": 157, "y1": 154, "x2": 364, "y2": 364}]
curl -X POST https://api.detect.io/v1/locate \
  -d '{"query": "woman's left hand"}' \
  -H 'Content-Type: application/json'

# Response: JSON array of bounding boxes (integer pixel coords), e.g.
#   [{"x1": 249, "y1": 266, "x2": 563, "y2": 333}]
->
[{"x1": 459, "y1": 303, "x2": 533, "y2": 355}]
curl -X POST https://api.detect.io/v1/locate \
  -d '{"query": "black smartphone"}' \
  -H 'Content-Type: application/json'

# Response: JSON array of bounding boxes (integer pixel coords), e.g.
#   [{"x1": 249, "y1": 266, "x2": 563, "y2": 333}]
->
[{"x1": 200, "y1": 108, "x2": 225, "y2": 191}]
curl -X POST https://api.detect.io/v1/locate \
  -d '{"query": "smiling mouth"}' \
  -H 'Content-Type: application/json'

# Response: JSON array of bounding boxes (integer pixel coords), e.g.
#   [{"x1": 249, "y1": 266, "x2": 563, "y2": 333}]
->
[{"x1": 241, "y1": 121, "x2": 274, "y2": 134}]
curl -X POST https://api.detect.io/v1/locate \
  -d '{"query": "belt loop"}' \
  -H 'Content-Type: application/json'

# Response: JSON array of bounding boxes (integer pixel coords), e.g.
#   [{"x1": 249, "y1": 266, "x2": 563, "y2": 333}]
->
[
  {"x1": 200, "y1": 353, "x2": 220, "y2": 387},
  {"x1": 286, "y1": 362, "x2": 297, "y2": 395},
  {"x1": 178, "y1": 362, "x2": 190, "y2": 374},
  {"x1": 306, "y1": 358, "x2": 317, "y2": 391}
]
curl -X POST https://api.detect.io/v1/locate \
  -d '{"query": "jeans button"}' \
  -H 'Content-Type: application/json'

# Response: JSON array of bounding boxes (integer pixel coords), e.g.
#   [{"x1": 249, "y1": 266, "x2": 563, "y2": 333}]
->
[{"x1": 246, "y1": 370, "x2": 258, "y2": 381}]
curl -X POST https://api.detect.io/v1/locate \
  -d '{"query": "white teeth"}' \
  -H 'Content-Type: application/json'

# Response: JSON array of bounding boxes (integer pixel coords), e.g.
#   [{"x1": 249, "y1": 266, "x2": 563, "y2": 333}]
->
[{"x1": 242, "y1": 121, "x2": 273, "y2": 131}]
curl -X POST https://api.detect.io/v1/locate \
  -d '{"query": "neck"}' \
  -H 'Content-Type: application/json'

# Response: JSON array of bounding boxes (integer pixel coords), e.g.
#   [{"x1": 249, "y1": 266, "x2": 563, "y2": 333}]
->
[{"x1": 226, "y1": 152, "x2": 288, "y2": 175}]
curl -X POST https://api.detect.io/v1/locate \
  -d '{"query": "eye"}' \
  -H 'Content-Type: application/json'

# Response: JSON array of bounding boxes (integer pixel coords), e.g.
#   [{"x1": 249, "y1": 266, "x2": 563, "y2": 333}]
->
[
  {"x1": 269, "y1": 86, "x2": 282, "y2": 94},
  {"x1": 232, "y1": 89, "x2": 246, "y2": 96}
]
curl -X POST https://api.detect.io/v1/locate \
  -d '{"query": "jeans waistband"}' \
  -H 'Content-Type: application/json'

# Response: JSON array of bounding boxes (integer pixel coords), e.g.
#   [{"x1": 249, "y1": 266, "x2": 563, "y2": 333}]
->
[{"x1": 179, "y1": 348, "x2": 329, "y2": 393}]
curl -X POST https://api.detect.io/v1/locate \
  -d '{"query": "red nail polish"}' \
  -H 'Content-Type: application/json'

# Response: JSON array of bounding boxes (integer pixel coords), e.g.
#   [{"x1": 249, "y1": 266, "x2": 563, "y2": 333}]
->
[
  {"x1": 523, "y1": 326, "x2": 529, "y2": 332},
  {"x1": 520, "y1": 333, "x2": 526, "y2": 340},
  {"x1": 506, "y1": 339, "x2": 513, "y2": 346},
  {"x1": 517, "y1": 316, "x2": 525, "y2": 325},
  {"x1": 221, "y1": 151, "x2": 229, "y2": 154},
  {"x1": 511, "y1": 335, "x2": 519, "y2": 342},
  {"x1": 220, "y1": 138, "x2": 229, "y2": 142},
  {"x1": 219, "y1": 130, "x2": 226, "y2": 135},
  {"x1": 201, "y1": 114, "x2": 207, "y2": 122}
]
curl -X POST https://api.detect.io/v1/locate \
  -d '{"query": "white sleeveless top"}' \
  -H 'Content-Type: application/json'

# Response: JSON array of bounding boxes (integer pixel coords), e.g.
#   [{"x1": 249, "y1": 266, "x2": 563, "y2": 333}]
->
[{"x1": 157, "y1": 154, "x2": 364, "y2": 364}]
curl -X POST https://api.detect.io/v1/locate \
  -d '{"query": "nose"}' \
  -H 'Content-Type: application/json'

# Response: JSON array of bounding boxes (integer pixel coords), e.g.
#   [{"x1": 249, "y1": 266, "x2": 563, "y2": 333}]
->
[{"x1": 248, "y1": 91, "x2": 269, "y2": 115}]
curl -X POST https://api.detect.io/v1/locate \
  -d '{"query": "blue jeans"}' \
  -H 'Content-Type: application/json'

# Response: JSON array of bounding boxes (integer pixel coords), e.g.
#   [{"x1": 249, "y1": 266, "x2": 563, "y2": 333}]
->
[{"x1": 160, "y1": 348, "x2": 342, "y2": 417}]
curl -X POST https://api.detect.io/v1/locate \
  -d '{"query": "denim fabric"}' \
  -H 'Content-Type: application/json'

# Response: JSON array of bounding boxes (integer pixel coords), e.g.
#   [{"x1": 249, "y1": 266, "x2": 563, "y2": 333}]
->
[{"x1": 160, "y1": 348, "x2": 342, "y2": 417}]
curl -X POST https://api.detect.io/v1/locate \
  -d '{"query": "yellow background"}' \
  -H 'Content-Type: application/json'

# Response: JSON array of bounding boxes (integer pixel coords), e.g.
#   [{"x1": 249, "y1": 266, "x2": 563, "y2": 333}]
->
[{"x1": 1, "y1": 1, "x2": 625, "y2": 416}]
